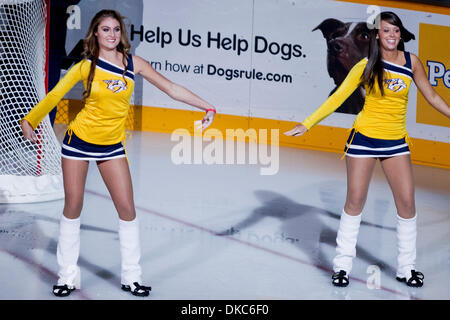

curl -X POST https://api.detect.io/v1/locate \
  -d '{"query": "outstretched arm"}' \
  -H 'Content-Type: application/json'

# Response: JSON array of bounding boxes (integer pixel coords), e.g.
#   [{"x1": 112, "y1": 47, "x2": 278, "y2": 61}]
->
[
  {"x1": 21, "y1": 60, "x2": 85, "y2": 142},
  {"x1": 411, "y1": 53, "x2": 450, "y2": 117},
  {"x1": 285, "y1": 58, "x2": 367, "y2": 137},
  {"x1": 133, "y1": 55, "x2": 216, "y2": 129}
]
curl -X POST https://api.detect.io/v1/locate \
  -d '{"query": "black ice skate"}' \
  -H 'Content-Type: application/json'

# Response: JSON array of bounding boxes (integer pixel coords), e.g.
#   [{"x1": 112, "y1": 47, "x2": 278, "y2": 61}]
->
[
  {"x1": 52, "y1": 284, "x2": 76, "y2": 297},
  {"x1": 332, "y1": 270, "x2": 349, "y2": 287},
  {"x1": 121, "y1": 282, "x2": 152, "y2": 297},
  {"x1": 396, "y1": 270, "x2": 424, "y2": 287}
]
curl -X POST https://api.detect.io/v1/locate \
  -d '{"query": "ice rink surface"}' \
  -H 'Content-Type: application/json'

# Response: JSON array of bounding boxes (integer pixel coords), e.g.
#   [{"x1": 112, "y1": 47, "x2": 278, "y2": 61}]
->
[{"x1": 1, "y1": 128, "x2": 449, "y2": 300}]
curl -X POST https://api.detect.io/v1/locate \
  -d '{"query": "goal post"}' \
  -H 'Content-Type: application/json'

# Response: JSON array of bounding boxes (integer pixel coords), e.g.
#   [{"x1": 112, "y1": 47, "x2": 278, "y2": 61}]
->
[{"x1": 0, "y1": 0, "x2": 64, "y2": 203}]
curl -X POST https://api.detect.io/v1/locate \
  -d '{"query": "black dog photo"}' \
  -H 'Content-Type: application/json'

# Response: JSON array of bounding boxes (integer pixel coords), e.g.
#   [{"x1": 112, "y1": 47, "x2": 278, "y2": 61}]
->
[{"x1": 313, "y1": 18, "x2": 414, "y2": 114}]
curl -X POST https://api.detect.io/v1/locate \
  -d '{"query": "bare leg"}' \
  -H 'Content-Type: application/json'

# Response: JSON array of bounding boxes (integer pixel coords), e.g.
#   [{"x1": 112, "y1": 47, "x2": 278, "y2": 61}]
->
[
  {"x1": 54, "y1": 158, "x2": 89, "y2": 294},
  {"x1": 344, "y1": 156, "x2": 377, "y2": 215},
  {"x1": 380, "y1": 155, "x2": 415, "y2": 219},
  {"x1": 332, "y1": 156, "x2": 377, "y2": 284},
  {"x1": 380, "y1": 155, "x2": 421, "y2": 284},
  {"x1": 97, "y1": 157, "x2": 147, "y2": 292},
  {"x1": 61, "y1": 158, "x2": 89, "y2": 219},
  {"x1": 96, "y1": 157, "x2": 136, "y2": 221}
]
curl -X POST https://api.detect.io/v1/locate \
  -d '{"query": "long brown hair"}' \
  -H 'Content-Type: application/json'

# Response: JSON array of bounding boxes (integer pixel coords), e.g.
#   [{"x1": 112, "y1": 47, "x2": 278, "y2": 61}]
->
[
  {"x1": 82, "y1": 9, "x2": 131, "y2": 100},
  {"x1": 362, "y1": 11, "x2": 415, "y2": 95}
]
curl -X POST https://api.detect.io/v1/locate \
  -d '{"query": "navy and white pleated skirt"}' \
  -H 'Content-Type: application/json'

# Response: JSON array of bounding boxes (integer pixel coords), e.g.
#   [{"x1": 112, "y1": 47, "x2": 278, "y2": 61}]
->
[
  {"x1": 344, "y1": 129, "x2": 410, "y2": 158},
  {"x1": 61, "y1": 131, "x2": 126, "y2": 161}
]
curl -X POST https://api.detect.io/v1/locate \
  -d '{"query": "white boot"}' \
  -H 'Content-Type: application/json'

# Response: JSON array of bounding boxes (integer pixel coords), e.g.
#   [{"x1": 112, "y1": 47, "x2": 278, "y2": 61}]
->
[
  {"x1": 119, "y1": 217, "x2": 151, "y2": 296},
  {"x1": 332, "y1": 209, "x2": 362, "y2": 286},
  {"x1": 54, "y1": 215, "x2": 81, "y2": 296},
  {"x1": 119, "y1": 217, "x2": 142, "y2": 286},
  {"x1": 396, "y1": 214, "x2": 423, "y2": 287}
]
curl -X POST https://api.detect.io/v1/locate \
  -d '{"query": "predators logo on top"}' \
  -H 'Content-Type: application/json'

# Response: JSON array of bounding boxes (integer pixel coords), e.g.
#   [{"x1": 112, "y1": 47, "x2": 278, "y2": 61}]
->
[
  {"x1": 104, "y1": 80, "x2": 128, "y2": 93},
  {"x1": 416, "y1": 23, "x2": 450, "y2": 128},
  {"x1": 385, "y1": 78, "x2": 407, "y2": 93}
]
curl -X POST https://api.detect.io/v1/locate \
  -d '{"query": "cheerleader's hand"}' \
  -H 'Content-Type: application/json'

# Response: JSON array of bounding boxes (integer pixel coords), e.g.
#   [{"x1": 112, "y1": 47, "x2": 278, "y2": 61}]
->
[
  {"x1": 284, "y1": 123, "x2": 307, "y2": 137},
  {"x1": 201, "y1": 108, "x2": 216, "y2": 130},
  {"x1": 20, "y1": 119, "x2": 38, "y2": 143}
]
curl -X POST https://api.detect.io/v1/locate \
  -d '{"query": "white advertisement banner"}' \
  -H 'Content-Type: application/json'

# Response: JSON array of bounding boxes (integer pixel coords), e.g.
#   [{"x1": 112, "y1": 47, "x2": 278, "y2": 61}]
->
[{"x1": 61, "y1": 0, "x2": 450, "y2": 142}]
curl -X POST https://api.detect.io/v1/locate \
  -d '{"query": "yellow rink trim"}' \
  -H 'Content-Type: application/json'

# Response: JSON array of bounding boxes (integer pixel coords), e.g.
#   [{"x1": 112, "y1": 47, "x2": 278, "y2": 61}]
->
[
  {"x1": 55, "y1": 101, "x2": 450, "y2": 169},
  {"x1": 335, "y1": 0, "x2": 450, "y2": 15}
]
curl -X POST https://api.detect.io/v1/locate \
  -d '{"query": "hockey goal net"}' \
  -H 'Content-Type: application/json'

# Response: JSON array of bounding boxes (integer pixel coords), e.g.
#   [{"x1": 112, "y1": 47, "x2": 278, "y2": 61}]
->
[{"x1": 0, "y1": 0, "x2": 63, "y2": 203}]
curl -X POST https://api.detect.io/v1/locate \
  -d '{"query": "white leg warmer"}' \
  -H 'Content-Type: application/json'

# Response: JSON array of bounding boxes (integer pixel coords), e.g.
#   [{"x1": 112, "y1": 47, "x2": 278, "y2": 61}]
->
[
  {"x1": 119, "y1": 217, "x2": 142, "y2": 285},
  {"x1": 56, "y1": 215, "x2": 81, "y2": 288},
  {"x1": 333, "y1": 209, "x2": 362, "y2": 274},
  {"x1": 396, "y1": 214, "x2": 417, "y2": 278}
]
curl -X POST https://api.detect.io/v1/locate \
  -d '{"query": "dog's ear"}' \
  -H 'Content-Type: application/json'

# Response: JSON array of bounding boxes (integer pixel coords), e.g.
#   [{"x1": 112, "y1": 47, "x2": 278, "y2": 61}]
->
[
  {"x1": 401, "y1": 26, "x2": 415, "y2": 42},
  {"x1": 312, "y1": 18, "x2": 345, "y2": 40}
]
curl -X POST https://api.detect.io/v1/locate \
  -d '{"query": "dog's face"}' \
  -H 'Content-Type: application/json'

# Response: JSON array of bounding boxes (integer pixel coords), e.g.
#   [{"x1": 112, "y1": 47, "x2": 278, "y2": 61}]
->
[{"x1": 313, "y1": 19, "x2": 371, "y2": 84}]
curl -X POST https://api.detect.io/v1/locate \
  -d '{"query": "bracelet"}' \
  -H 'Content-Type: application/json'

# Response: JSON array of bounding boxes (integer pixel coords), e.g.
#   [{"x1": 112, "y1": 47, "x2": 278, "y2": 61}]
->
[{"x1": 206, "y1": 108, "x2": 216, "y2": 113}]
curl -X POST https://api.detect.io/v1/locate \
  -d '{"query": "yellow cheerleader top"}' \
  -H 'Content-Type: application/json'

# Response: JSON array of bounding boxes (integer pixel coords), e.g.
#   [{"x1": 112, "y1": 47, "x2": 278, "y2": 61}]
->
[
  {"x1": 23, "y1": 54, "x2": 135, "y2": 145},
  {"x1": 302, "y1": 52, "x2": 413, "y2": 141}
]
